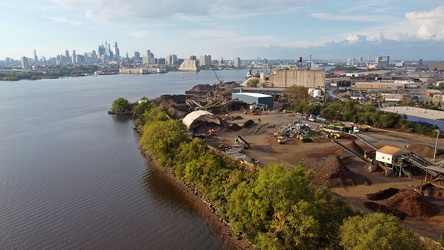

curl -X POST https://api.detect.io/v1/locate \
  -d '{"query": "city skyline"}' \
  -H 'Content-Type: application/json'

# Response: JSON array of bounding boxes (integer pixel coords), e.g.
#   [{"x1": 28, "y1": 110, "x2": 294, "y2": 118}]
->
[{"x1": 1, "y1": 0, "x2": 444, "y2": 61}]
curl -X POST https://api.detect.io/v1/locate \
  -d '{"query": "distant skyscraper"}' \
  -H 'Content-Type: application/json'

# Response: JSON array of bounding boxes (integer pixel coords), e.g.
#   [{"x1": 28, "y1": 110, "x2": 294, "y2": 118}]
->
[
  {"x1": 190, "y1": 55, "x2": 196, "y2": 60},
  {"x1": 166, "y1": 54, "x2": 172, "y2": 65},
  {"x1": 134, "y1": 51, "x2": 140, "y2": 61},
  {"x1": 113, "y1": 42, "x2": 120, "y2": 60},
  {"x1": 65, "y1": 50, "x2": 71, "y2": 64},
  {"x1": 146, "y1": 50, "x2": 153, "y2": 64},
  {"x1": 199, "y1": 54, "x2": 211, "y2": 66},
  {"x1": 33, "y1": 50, "x2": 38, "y2": 64},
  {"x1": 21, "y1": 56, "x2": 29, "y2": 69},
  {"x1": 72, "y1": 50, "x2": 77, "y2": 64},
  {"x1": 172, "y1": 54, "x2": 177, "y2": 65},
  {"x1": 234, "y1": 57, "x2": 241, "y2": 68}
]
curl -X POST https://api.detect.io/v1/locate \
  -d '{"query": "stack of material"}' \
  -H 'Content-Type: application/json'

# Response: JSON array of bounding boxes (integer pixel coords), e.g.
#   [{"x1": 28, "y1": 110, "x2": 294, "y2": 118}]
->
[
  {"x1": 312, "y1": 155, "x2": 370, "y2": 187},
  {"x1": 386, "y1": 189, "x2": 440, "y2": 219},
  {"x1": 348, "y1": 140, "x2": 364, "y2": 156},
  {"x1": 407, "y1": 144, "x2": 437, "y2": 159}
]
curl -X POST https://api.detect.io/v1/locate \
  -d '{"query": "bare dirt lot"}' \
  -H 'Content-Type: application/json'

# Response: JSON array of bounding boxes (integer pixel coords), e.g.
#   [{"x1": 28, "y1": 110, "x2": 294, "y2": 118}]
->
[{"x1": 205, "y1": 110, "x2": 444, "y2": 242}]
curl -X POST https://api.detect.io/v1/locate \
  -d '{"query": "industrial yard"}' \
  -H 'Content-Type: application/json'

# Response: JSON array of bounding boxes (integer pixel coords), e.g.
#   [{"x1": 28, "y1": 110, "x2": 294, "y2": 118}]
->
[{"x1": 189, "y1": 108, "x2": 444, "y2": 242}]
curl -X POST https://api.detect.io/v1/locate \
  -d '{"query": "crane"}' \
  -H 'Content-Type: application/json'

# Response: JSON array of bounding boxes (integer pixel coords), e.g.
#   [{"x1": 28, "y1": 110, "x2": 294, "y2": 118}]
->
[{"x1": 212, "y1": 69, "x2": 224, "y2": 85}]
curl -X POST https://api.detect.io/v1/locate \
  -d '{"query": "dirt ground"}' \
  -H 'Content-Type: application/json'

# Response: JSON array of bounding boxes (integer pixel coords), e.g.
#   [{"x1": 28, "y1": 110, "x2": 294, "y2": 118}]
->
[{"x1": 205, "y1": 110, "x2": 444, "y2": 243}]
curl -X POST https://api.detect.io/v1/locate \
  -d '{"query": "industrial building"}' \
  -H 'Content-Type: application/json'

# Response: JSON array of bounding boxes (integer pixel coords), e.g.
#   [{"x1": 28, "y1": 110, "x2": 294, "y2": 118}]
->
[
  {"x1": 182, "y1": 110, "x2": 220, "y2": 131},
  {"x1": 376, "y1": 146, "x2": 409, "y2": 165},
  {"x1": 268, "y1": 69, "x2": 326, "y2": 90},
  {"x1": 232, "y1": 92, "x2": 274, "y2": 109},
  {"x1": 179, "y1": 59, "x2": 199, "y2": 72}
]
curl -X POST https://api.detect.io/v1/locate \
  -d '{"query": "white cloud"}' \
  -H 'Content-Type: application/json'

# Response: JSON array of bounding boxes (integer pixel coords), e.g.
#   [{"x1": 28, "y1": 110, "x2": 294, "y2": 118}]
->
[
  {"x1": 47, "y1": 16, "x2": 82, "y2": 26},
  {"x1": 346, "y1": 34, "x2": 366, "y2": 44},
  {"x1": 127, "y1": 30, "x2": 162, "y2": 38},
  {"x1": 405, "y1": 6, "x2": 444, "y2": 39},
  {"x1": 311, "y1": 12, "x2": 394, "y2": 22}
]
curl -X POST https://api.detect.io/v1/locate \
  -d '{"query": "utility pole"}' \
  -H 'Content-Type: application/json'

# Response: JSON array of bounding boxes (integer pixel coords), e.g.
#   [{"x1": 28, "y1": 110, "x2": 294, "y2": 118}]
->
[{"x1": 433, "y1": 129, "x2": 440, "y2": 164}]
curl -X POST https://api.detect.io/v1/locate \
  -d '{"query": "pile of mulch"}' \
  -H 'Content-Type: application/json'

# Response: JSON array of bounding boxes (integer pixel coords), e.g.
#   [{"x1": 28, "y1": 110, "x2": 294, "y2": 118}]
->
[
  {"x1": 312, "y1": 155, "x2": 370, "y2": 188},
  {"x1": 386, "y1": 189, "x2": 440, "y2": 219},
  {"x1": 364, "y1": 201, "x2": 406, "y2": 220},
  {"x1": 186, "y1": 84, "x2": 216, "y2": 93},
  {"x1": 231, "y1": 116, "x2": 243, "y2": 120},
  {"x1": 226, "y1": 123, "x2": 242, "y2": 132},
  {"x1": 348, "y1": 140, "x2": 364, "y2": 156},
  {"x1": 366, "y1": 188, "x2": 400, "y2": 200},
  {"x1": 243, "y1": 120, "x2": 255, "y2": 128},
  {"x1": 407, "y1": 144, "x2": 436, "y2": 158},
  {"x1": 153, "y1": 94, "x2": 187, "y2": 104}
]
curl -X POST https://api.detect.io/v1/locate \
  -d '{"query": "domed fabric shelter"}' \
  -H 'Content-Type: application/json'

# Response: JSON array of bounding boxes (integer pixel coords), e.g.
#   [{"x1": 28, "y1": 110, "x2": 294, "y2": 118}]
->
[{"x1": 182, "y1": 110, "x2": 221, "y2": 131}]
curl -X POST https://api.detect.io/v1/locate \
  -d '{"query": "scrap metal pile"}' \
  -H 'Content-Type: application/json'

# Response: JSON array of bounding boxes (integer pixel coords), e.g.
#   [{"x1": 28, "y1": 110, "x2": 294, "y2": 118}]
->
[{"x1": 273, "y1": 120, "x2": 314, "y2": 140}]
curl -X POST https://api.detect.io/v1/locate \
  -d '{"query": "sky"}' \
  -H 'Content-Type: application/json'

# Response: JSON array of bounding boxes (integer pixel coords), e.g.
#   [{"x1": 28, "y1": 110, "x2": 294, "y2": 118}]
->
[{"x1": 1, "y1": 0, "x2": 444, "y2": 61}]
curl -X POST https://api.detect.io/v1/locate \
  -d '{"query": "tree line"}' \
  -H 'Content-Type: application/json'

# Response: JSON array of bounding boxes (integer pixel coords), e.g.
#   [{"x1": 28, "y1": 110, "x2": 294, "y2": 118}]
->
[
  {"x1": 111, "y1": 96, "x2": 435, "y2": 249},
  {"x1": 283, "y1": 86, "x2": 440, "y2": 137}
]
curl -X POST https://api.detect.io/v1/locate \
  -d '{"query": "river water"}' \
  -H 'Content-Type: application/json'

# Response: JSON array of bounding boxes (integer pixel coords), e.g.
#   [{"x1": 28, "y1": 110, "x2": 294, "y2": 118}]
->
[{"x1": 0, "y1": 70, "x2": 246, "y2": 249}]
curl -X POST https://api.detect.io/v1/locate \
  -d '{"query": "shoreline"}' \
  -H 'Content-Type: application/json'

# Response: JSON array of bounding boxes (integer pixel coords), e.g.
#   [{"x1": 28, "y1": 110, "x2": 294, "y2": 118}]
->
[{"x1": 139, "y1": 149, "x2": 254, "y2": 249}]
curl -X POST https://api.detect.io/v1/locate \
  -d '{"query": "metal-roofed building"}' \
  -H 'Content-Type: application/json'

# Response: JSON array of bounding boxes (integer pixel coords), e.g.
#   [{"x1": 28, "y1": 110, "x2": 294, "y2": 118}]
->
[
  {"x1": 376, "y1": 145, "x2": 410, "y2": 165},
  {"x1": 232, "y1": 92, "x2": 274, "y2": 109},
  {"x1": 182, "y1": 110, "x2": 221, "y2": 131}
]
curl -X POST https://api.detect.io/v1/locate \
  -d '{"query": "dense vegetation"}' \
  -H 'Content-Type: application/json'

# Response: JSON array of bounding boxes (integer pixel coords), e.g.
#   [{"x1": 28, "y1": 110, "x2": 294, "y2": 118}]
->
[
  {"x1": 340, "y1": 213, "x2": 421, "y2": 250},
  {"x1": 0, "y1": 65, "x2": 103, "y2": 81},
  {"x1": 283, "y1": 88, "x2": 440, "y2": 137},
  {"x1": 118, "y1": 97, "x2": 429, "y2": 249}
]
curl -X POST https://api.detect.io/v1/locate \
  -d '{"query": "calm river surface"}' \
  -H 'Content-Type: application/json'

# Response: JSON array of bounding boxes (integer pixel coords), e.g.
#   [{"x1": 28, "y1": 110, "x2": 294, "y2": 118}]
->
[{"x1": 0, "y1": 70, "x2": 246, "y2": 249}]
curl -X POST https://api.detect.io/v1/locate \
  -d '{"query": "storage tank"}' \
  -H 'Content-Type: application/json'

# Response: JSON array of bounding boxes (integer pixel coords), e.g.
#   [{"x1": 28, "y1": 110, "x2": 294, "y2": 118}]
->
[{"x1": 313, "y1": 89, "x2": 322, "y2": 98}]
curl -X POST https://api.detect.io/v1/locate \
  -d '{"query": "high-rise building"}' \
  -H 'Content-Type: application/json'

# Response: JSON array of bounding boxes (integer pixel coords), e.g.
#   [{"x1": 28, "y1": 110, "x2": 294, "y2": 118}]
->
[
  {"x1": 234, "y1": 57, "x2": 241, "y2": 68},
  {"x1": 134, "y1": 51, "x2": 141, "y2": 61},
  {"x1": 375, "y1": 56, "x2": 390, "y2": 69},
  {"x1": 190, "y1": 55, "x2": 196, "y2": 60},
  {"x1": 166, "y1": 54, "x2": 172, "y2": 65},
  {"x1": 172, "y1": 54, "x2": 177, "y2": 65},
  {"x1": 113, "y1": 42, "x2": 120, "y2": 60},
  {"x1": 65, "y1": 50, "x2": 73, "y2": 64},
  {"x1": 21, "y1": 56, "x2": 29, "y2": 69},
  {"x1": 72, "y1": 50, "x2": 77, "y2": 64},
  {"x1": 146, "y1": 50, "x2": 154, "y2": 64},
  {"x1": 33, "y1": 50, "x2": 38, "y2": 65},
  {"x1": 199, "y1": 54, "x2": 211, "y2": 66}
]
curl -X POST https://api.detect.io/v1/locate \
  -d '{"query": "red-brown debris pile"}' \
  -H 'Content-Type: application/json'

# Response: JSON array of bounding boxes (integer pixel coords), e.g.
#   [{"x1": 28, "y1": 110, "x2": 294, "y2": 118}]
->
[
  {"x1": 312, "y1": 155, "x2": 370, "y2": 188},
  {"x1": 386, "y1": 189, "x2": 440, "y2": 219},
  {"x1": 364, "y1": 201, "x2": 406, "y2": 220},
  {"x1": 366, "y1": 188, "x2": 400, "y2": 200},
  {"x1": 407, "y1": 144, "x2": 436, "y2": 159},
  {"x1": 347, "y1": 140, "x2": 364, "y2": 156}
]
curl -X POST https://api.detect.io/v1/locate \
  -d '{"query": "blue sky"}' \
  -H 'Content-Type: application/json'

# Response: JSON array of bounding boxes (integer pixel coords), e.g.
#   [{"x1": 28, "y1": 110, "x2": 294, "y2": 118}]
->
[{"x1": 1, "y1": 0, "x2": 443, "y2": 61}]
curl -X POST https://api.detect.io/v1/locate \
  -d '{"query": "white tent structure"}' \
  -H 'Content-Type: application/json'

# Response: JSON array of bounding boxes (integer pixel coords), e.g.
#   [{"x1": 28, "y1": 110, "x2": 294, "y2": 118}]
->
[{"x1": 182, "y1": 110, "x2": 221, "y2": 131}]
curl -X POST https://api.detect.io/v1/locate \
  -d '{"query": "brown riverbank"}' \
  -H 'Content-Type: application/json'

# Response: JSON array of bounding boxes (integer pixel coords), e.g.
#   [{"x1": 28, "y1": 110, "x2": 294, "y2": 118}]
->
[{"x1": 140, "y1": 150, "x2": 254, "y2": 249}]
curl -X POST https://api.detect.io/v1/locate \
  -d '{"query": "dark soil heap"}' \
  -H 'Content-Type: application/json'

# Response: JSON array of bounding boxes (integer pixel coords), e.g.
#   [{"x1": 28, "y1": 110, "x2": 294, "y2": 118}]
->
[
  {"x1": 152, "y1": 94, "x2": 189, "y2": 118},
  {"x1": 186, "y1": 84, "x2": 216, "y2": 93},
  {"x1": 312, "y1": 155, "x2": 369, "y2": 187},
  {"x1": 386, "y1": 189, "x2": 440, "y2": 219},
  {"x1": 366, "y1": 188, "x2": 400, "y2": 200}
]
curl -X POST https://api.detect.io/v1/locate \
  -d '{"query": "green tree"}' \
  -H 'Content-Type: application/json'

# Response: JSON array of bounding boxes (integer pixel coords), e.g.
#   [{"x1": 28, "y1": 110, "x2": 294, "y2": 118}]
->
[
  {"x1": 340, "y1": 213, "x2": 421, "y2": 250},
  {"x1": 247, "y1": 78, "x2": 259, "y2": 87},
  {"x1": 111, "y1": 97, "x2": 131, "y2": 114},
  {"x1": 139, "y1": 119, "x2": 190, "y2": 166},
  {"x1": 283, "y1": 86, "x2": 312, "y2": 108}
]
